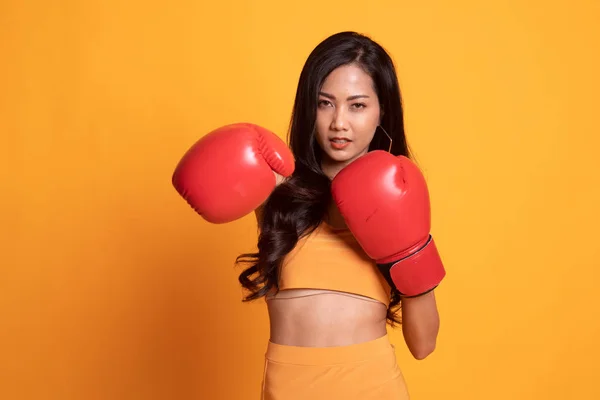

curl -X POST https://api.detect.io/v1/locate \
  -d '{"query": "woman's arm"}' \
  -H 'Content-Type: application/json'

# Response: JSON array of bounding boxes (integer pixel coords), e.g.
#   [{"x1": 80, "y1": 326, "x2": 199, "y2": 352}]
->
[
  {"x1": 401, "y1": 290, "x2": 440, "y2": 360},
  {"x1": 254, "y1": 172, "x2": 286, "y2": 224}
]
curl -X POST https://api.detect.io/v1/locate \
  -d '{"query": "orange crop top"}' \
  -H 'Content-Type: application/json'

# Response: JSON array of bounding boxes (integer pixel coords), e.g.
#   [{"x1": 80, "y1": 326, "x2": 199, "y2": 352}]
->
[{"x1": 277, "y1": 221, "x2": 392, "y2": 306}]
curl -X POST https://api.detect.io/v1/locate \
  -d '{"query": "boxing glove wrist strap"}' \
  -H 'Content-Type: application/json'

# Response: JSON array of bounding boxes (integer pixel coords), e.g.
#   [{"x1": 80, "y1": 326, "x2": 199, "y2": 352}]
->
[{"x1": 376, "y1": 235, "x2": 446, "y2": 297}]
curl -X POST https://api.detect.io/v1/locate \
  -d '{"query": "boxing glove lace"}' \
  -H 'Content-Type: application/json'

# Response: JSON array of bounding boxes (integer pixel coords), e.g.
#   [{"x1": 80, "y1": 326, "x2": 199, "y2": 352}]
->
[{"x1": 172, "y1": 123, "x2": 295, "y2": 223}]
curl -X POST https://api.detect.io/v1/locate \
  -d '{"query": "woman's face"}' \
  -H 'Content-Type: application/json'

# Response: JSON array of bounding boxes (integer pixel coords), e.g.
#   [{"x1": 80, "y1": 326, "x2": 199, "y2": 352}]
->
[{"x1": 315, "y1": 63, "x2": 381, "y2": 178}]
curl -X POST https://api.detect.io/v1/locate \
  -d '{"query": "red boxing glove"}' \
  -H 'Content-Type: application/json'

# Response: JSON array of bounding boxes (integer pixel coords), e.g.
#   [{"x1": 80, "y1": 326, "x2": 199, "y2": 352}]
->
[
  {"x1": 172, "y1": 123, "x2": 295, "y2": 223},
  {"x1": 331, "y1": 150, "x2": 445, "y2": 297}
]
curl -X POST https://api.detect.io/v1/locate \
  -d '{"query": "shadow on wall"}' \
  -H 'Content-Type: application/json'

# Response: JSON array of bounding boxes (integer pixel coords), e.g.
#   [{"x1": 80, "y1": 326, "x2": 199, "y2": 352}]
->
[
  {"x1": 145, "y1": 212, "x2": 267, "y2": 400},
  {"x1": 83, "y1": 200, "x2": 269, "y2": 399}
]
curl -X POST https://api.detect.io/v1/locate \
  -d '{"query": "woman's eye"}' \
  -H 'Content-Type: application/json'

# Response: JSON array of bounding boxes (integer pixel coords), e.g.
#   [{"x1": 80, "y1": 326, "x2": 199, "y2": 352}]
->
[
  {"x1": 318, "y1": 100, "x2": 331, "y2": 107},
  {"x1": 352, "y1": 103, "x2": 366, "y2": 109}
]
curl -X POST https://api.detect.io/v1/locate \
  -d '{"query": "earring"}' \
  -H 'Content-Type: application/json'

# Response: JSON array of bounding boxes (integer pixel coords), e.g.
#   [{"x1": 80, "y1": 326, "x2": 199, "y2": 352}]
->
[{"x1": 378, "y1": 125, "x2": 393, "y2": 153}]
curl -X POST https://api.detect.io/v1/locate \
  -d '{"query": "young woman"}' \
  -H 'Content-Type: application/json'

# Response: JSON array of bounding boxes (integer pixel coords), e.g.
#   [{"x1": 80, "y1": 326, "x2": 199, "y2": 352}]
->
[{"x1": 172, "y1": 31, "x2": 445, "y2": 400}]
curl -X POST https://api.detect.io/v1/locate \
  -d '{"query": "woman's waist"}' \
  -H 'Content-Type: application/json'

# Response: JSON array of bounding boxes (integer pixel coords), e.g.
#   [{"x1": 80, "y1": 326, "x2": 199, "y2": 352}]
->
[
  {"x1": 266, "y1": 289, "x2": 388, "y2": 347},
  {"x1": 265, "y1": 333, "x2": 396, "y2": 366}
]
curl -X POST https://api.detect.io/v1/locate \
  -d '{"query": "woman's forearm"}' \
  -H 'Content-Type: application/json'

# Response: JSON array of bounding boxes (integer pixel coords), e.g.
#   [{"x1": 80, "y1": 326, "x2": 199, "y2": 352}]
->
[{"x1": 400, "y1": 290, "x2": 440, "y2": 360}]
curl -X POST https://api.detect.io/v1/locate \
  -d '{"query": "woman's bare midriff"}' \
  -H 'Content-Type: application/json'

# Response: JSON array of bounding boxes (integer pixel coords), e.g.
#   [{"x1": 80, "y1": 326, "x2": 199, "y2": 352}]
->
[{"x1": 266, "y1": 288, "x2": 388, "y2": 347}]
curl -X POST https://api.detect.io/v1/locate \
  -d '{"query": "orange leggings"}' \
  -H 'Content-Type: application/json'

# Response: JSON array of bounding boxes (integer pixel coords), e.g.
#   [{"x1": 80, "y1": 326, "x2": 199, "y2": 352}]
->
[{"x1": 260, "y1": 334, "x2": 410, "y2": 400}]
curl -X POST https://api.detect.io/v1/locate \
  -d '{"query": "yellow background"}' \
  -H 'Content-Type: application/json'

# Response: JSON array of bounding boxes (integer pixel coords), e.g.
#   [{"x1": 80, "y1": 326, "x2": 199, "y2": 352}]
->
[{"x1": 2, "y1": 0, "x2": 599, "y2": 399}]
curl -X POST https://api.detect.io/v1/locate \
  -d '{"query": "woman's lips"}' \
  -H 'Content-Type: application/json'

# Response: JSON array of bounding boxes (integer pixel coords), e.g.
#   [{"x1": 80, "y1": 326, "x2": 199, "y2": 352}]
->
[{"x1": 330, "y1": 137, "x2": 352, "y2": 150}]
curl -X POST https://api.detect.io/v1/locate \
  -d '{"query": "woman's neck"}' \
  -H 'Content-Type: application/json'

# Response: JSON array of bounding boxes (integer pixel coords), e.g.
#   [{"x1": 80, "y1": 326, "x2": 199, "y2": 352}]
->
[
  {"x1": 321, "y1": 159, "x2": 350, "y2": 180},
  {"x1": 325, "y1": 201, "x2": 348, "y2": 230}
]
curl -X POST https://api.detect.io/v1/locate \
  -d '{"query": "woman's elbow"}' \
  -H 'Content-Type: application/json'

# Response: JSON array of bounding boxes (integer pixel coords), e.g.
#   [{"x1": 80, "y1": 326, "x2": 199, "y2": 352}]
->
[
  {"x1": 409, "y1": 340, "x2": 436, "y2": 360},
  {"x1": 403, "y1": 323, "x2": 439, "y2": 360}
]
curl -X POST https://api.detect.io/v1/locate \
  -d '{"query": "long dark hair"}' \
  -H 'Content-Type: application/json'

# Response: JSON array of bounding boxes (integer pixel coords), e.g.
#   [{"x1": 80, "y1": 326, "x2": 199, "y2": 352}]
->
[{"x1": 236, "y1": 31, "x2": 412, "y2": 326}]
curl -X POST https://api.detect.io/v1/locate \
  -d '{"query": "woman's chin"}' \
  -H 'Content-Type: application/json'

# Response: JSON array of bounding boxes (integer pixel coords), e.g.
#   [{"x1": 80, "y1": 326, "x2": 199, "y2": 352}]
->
[
  {"x1": 323, "y1": 147, "x2": 366, "y2": 164},
  {"x1": 323, "y1": 150, "x2": 353, "y2": 163}
]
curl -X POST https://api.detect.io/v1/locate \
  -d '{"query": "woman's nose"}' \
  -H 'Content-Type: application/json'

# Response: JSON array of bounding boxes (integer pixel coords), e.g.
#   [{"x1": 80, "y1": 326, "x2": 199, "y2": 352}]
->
[{"x1": 331, "y1": 109, "x2": 348, "y2": 131}]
